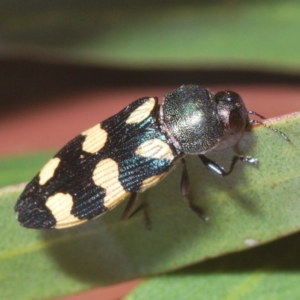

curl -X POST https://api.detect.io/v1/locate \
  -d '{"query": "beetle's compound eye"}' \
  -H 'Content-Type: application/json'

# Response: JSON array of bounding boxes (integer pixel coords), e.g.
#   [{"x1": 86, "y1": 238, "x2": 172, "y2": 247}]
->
[
  {"x1": 215, "y1": 91, "x2": 249, "y2": 134},
  {"x1": 215, "y1": 90, "x2": 239, "y2": 102},
  {"x1": 229, "y1": 111, "x2": 245, "y2": 133}
]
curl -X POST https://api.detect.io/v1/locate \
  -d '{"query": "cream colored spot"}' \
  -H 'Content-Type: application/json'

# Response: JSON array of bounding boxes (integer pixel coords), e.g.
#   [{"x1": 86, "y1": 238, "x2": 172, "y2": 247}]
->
[
  {"x1": 45, "y1": 193, "x2": 86, "y2": 229},
  {"x1": 135, "y1": 139, "x2": 174, "y2": 161},
  {"x1": 82, "y1": 124, "x2": 108, "y2": 154},
  {"x1": 39, "y1": 157, "x2": 61, "y2": 185},
  {"x1": 139, "y1": 173, "x2": 167, "y2": 192},
  {"x1": 126, "y1": 97, "x2": 156, "y2": 124},
  {"x1": 93, "y1": 158, "x2": 130, "y2": 209}
]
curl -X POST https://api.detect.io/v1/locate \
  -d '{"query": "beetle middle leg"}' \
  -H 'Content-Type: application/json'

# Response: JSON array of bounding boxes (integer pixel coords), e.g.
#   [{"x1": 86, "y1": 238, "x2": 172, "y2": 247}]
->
[
  {"x1": 181, "y1": 155, "x2": 257, "y2": 220},
  {"x1": 181, "y1": 158, "x2": 208, "y2": 221}
]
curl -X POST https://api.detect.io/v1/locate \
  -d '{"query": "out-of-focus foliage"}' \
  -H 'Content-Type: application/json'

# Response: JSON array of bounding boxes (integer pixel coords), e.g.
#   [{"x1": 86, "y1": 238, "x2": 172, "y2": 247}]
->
[{"x1": 1, "y1": 1, "x2": 300, "y2": 71}]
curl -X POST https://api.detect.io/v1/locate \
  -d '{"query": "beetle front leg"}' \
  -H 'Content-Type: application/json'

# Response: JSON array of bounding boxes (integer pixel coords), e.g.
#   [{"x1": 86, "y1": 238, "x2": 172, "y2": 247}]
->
[{"x1": 198, "y1": 154, "x2": 258, "y2": 177}]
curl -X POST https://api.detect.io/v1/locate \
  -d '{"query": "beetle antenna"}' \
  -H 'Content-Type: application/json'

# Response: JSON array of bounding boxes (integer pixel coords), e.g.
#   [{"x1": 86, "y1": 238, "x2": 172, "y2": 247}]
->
[
  {"x1": 248, "y1": 110, "x2": 290, "y2": 142},
  {"x1": 247, "y1": 110, "x2": 266, "y2": 119}
]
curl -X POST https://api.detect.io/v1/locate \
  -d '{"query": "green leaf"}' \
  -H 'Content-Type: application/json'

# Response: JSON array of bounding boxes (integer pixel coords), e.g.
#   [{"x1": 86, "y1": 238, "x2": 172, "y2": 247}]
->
[
  {"x1": 125, "y1": 232, "x2": 300, "y2": 300},
  {"x1": 0, "y1": 112, "x2": 299, "y2": 300},
  {"x1": 2, "y1": 1, "x2": 300, "y2": 71},
  {"x1": 0, "y1": 152, "x2": 54, "y2": 187}
]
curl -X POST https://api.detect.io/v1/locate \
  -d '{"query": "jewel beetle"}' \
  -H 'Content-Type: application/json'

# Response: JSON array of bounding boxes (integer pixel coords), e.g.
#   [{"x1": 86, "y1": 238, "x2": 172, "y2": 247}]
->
[{"x1": 15, "y1": 85, "x2": 289, "y2": 229}]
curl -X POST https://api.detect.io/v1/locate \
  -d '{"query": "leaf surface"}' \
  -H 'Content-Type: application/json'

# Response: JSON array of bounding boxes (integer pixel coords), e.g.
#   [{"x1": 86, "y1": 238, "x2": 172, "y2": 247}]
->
[
  {"x1": 0, "y1": 113, "x2": 299, "y2": 300},
  {"x1": 126, "y1": 232, "x2": 300, "y2": 300}
]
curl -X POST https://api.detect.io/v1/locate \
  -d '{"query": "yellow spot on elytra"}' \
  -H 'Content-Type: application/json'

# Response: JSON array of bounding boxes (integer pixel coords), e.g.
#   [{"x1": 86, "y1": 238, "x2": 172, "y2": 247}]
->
[
  {"x1": 45, "y1": 192, "x2": 86, "y2": 229},
  {"x1": 139, "y1": 173, "x2": 167, "y2": 192},
  {"x1": 39, "y1": 157, "x2": 61, "y2": 185},
  {"x1": 82, "y1": 124, "x2": 108, "y2": 154},
  {"x1": 93, "y1": 158, "x2": 129, "y2": 209},
  {"x1": 126, "y1": 97, "x2": 156, "y2": 124},
  {"x1": 135, "y1": 139, "x2": 174, "y2": 161}
]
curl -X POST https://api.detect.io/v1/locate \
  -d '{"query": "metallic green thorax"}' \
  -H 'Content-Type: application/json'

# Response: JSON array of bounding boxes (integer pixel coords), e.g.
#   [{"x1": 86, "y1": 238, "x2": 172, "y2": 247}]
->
[{"x1": 160, "y1": 85, "x2": 250, "y2": 154}]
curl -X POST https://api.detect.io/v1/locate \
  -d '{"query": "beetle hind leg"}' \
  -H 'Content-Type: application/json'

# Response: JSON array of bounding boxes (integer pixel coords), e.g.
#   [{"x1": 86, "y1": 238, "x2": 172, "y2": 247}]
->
[
  {"x1": 121, "y1": 192, "x2": 138, "y2": 221},
  {"x1": 121, "y1": 192, "x2": 151, "y2": 229}
]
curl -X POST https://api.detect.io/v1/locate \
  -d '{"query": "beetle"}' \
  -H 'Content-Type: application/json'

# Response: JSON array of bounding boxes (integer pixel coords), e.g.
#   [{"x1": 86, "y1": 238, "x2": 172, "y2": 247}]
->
[{"x1": 15, "y1": 85, "x2": 288, "y2": 229}]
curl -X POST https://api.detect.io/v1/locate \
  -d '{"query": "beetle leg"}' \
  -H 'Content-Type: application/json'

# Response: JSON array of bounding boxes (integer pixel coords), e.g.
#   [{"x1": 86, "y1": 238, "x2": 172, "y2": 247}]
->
[
  {"x1": 181, "y1": 158, "x2": 209, "y2": 221},
  {"x1": 121, "y1": 193, "x2": 151, "y2": 229},
  {"x1": 121, "y1": 192, "x2": 138, "y2": 221},
  {"x1": 180, "y1": 158, "x2": 190, "y2": 197},
  {"x1": 198, "y1": 154, "x2": 258, "y2": 177},
  {"x1": 130, "y1": 202, "x2": 151, "y2": 229}
]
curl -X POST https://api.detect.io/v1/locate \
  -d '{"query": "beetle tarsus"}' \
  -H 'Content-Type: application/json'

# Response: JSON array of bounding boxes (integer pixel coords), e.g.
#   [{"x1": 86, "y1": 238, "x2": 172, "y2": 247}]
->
[{"x1": 188, "y1": 202, "x2": 209, "y2": 221}]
